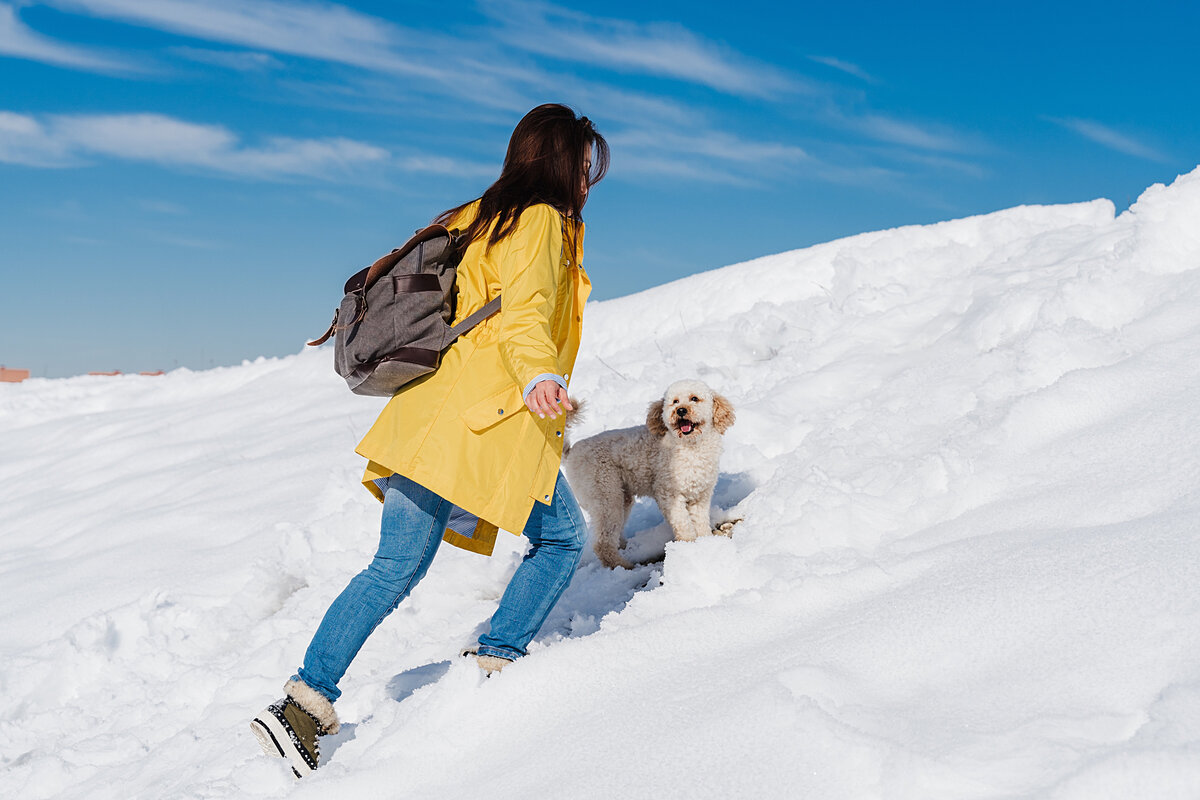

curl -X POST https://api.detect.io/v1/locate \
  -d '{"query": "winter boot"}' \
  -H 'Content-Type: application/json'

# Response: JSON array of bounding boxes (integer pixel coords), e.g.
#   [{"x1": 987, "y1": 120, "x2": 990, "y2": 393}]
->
[
  {"x1": 250, "y1": 679, "x2": 340, "y2": 778},
  {"x1": 476, "y1": 654, "x2": 512, "y2": 675},
  {"x1": 461, "y1": 647, "x2": 513, "y2": 676}
]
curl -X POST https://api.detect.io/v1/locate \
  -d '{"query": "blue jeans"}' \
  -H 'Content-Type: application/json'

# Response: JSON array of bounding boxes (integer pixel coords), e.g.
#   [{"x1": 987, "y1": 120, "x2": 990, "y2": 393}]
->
[{"x1": 296, "y1": 471, "x2": 586, "y2": 702}]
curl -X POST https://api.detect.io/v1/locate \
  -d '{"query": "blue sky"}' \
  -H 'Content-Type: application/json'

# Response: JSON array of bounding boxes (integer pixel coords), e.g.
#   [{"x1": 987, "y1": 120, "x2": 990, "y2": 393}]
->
[{"x1": 2, "y1": 0, "x2": 1197, "y2": 378}]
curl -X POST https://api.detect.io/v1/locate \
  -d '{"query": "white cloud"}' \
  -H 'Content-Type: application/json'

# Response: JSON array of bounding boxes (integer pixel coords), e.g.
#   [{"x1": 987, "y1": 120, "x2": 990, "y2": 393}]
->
[
  {"x1": 1048, "y1": 117, "x2": 1166, "y2": 162},
  {"x1": 600, "y1": 125, "x2": 810, "y2": 187},
  {"x1": 876, "y1": 148, "x2": 988, "y2": 179},
  {"x1": 0, "y1": 2, "x2": 133, "y2": 72},
  {"x1": 397, "y1": 155, "x2": 498, "y2": 179},
  {"x1": 608, "y1": 152, "x2": 755, "y2": 187},
  {"x1": 480, "y1": 0, "x2": 806, "y2": 99},
  {"x1": 23, "y1": 0, "x2": 827, "y2": 178},
  {"x1": 52, "y1": 113, "x2": 237, "y2": 163},
  {"x1": 226, "y1": 135, "x2": 389, "y2": 177},
  {"x1": 0, "y1": 110, "x2": 389, "y2": 178},
  {"x1": 41, "y1": 0, "x2": 448, "y2": 78},
  {"x1": 169, "y1": 46, "x2": 282, "y2": 72},
  {"x1": 528, "y1": 75, "x2": 706, "y2": 129},
  {"x1": 609, "y1": 128, "x2": 809, "y2": 165},
  {"x1": 0, "y1": 111, "x2": 73, "y2": 166},
  {"x1": 41, "y1": 0, "x2": 805, "y2": 107},
  {"x1": 34, "y1": 0, "x2": 810, "y2": 103},
  {"x1": 10, "y1": 0, "x2": 942, "y2": 192},
  {"x1": 34, "y1": 0, "x2": 556, "y2": 114},
  {"x1": 807, "y1": 55, "x2": 875, "y2": 84},
  {"x1": 850, "y1": 113, "x2": 970, "y2": 153}
]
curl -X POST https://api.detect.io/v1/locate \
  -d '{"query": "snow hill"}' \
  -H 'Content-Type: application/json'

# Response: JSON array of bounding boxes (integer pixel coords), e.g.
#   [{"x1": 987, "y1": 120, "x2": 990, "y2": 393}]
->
[{"x1": 3, "y1": 167, "x2": 1200, "y2": 799}]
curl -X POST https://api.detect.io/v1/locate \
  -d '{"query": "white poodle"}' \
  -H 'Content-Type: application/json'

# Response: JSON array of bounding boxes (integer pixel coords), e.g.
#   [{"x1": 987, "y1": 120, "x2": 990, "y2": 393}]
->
[{"x1": 563, "y1": 379, "x2": 736, "y2": 569}]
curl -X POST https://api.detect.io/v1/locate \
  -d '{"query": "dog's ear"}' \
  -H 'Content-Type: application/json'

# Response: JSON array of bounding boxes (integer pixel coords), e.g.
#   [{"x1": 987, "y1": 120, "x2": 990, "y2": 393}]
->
[
  {"x1": 646, "y1": 399, "x2": 668, "y2": 437},
  {"x1": 712, "y1": 392, "x2": 736, "y2": 434}
]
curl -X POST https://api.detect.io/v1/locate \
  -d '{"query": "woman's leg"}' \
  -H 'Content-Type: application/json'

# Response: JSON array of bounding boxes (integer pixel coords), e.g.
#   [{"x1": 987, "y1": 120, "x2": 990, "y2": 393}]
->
[
  {"x1": 296, "y1": 473, "x2": 451, "y2": 701},
  {"x1": 476, "y1": 472, "x2": 587, "y2": 661}
]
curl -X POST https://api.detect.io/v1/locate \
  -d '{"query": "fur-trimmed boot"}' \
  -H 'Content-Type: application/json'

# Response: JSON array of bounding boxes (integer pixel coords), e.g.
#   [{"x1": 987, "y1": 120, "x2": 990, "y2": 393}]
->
[
  {"x1": 250, "y1": 679, "x2": 341, "y2": 778},
  {"x1": 475, "y1": 654, "x2": 512, "y2": 675},
  {"x1": 461, "y1": 647, "x2": 513, "y2": 676}
]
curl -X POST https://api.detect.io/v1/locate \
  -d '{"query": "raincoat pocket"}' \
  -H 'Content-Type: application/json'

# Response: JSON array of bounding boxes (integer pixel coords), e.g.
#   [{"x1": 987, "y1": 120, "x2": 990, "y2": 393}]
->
[{"x1": 462, "y1": 383, "x2": 525, "y2": 432}]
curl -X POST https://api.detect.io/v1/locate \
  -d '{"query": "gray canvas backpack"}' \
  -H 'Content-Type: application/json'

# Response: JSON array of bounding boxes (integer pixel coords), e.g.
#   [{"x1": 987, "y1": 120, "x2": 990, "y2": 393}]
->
[{"x1": 307, "y1": 224, "x2": 501, "y2": 396}]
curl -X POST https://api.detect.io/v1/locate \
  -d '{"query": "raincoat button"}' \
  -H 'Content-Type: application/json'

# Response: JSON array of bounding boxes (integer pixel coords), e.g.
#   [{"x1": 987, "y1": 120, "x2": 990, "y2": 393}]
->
[
  {"x1": 497, "y1": 408, "x2": 504, "y2": 415},
  {"x1": 544, "y1": 494, "x2": 550, "y2": 500},
  {"x1": 556, "y1": 430, "x2": 562, "y2": 437}
]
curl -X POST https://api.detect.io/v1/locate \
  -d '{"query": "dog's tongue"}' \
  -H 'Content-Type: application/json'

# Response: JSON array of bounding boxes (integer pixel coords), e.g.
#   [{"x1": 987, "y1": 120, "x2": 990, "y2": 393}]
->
[{"x1": 679, "y1": 422, "x2": 693, "y2": 434}]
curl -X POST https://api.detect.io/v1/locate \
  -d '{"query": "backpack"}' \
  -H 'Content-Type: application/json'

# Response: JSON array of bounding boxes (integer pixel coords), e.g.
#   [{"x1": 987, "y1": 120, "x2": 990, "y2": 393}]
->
[{"x1": 307, "y1": 224, "x2": 501, "y2": 396}]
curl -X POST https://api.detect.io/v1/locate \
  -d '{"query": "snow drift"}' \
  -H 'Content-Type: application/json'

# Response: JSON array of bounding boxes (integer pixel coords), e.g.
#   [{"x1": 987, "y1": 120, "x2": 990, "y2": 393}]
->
[{"x1": 2, "y1": 167, "x2": 1200, "y2": 799}]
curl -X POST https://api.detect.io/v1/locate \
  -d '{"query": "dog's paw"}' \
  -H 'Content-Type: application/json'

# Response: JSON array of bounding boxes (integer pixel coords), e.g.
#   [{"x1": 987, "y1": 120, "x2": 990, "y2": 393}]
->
[
  {"x1": 595, "y1": 548, "x2": 636, "y2": 570},
  {"x1": 712, "y1": 519, "x2": 742, "y2": 537}
]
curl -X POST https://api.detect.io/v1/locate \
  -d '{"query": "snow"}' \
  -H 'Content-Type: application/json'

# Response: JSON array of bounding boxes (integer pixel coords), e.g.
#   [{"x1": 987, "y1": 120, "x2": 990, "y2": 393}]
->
[{"x1": 3, "y1": 167, "x2": 1200, "y2": 799}]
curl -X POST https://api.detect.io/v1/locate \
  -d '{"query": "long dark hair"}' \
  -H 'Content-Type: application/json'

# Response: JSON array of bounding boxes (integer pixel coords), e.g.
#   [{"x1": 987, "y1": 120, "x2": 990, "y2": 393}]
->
[{"x1": 437, "y1": 104, "x2": 609, "y2": 254}]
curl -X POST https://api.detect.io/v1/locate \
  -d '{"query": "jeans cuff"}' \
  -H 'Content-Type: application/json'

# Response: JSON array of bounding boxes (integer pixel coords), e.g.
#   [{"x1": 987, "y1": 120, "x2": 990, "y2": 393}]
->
[
  {"x1": 292, "y1": 672, "x2": 339, "y2": 704},
  {"x1": 475, "y1": 643, "x2": 521, "y2": 661}
]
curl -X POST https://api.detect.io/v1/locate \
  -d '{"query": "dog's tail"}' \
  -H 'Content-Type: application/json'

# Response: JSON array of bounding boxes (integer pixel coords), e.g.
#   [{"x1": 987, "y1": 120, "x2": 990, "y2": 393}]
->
[{"x1": 561, "y1": 397, "x2": 584, "y2": 456}]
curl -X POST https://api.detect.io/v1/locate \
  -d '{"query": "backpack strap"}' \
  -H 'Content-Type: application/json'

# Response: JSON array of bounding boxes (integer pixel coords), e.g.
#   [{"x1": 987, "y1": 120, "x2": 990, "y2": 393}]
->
[
  {"x1": 306, "y1": 308, "x2": 339, "y2": 347},
  {"x1": 357, "y1": 223, "x2": 453, "y2": 294},
  {"x1": 441, "y1": 213, "x2": 565, "y2": 342},
  {"x1": 448, "y1": 295, "x2": 502, "y2": 340}
]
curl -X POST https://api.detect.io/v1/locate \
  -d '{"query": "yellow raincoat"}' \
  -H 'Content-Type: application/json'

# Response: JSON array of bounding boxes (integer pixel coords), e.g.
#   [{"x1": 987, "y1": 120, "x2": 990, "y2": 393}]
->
[{"x1": 355, "y1": 201, "x2": 590, "y2": 556}]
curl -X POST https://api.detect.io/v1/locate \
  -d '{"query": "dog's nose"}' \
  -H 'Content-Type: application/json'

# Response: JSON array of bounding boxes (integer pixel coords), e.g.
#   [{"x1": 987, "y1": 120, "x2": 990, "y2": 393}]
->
[{"x1": 676, "y1": 407, "x2": 688, "y2": 417}]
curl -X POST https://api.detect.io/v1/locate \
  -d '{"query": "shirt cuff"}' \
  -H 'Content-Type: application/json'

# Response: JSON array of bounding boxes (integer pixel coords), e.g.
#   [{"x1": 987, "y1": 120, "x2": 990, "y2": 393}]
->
[{"x1": 523, "y1": 373, "x2": 567, "y2": 401}]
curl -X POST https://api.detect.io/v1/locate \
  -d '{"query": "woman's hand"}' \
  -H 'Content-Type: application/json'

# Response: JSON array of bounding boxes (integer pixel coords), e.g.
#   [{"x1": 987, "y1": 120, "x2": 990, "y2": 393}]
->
[{"x1": 525, "y1": 380, "x2": 573, "y2": 419}]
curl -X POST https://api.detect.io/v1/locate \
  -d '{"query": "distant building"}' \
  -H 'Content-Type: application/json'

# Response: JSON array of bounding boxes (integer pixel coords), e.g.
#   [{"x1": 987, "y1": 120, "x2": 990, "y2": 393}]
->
[{"x1": 1, "y1": 367, "x2": 31, "y2": 383}]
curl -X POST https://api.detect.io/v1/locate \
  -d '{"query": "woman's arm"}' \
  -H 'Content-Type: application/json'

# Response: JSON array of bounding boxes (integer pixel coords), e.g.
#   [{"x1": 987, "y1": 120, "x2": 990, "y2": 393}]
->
[{"x1": 496, "y1": 204, "x2": 567, "y2": 416}]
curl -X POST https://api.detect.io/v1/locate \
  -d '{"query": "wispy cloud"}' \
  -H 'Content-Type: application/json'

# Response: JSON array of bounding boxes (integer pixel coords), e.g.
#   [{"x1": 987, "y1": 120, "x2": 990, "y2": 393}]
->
[
  {"x1": 397, "y1": 155, "x2": 498, "y2": 179},
  {"x1": 878, "y1": 149, "x2": 988, "y2": 179},
  {"x1": 0, "y1": 2, "x2": 134, "y2": 72},
  {"x1": 32, "y1": 0, "x2": 813, "y2": 104},
  {"x1": 1047, "y1": 117, "x2": 1166, "y2": 162},
  {"x1": 0, "y1": 111, "x2": 389, "y2": 178},
  {"x1": 9, "y1": 0, "x2": 943, "y2": 193},
  {"x1": 852, "y1": 113, "x2": 969, "y2": 152},
  {"x1": 37, "y1": 0, "x2": 557, "y2": 112},
  {"x1": 602, "y1": 125, "x2": 811, "y2": 187},
  {"x1": 34, "y1": 0, "x2": 815, "y2": 114},
  {"x1": 608, "y1": 152, "x2": 756, "y2": 187},
  {"x1": 536, "y1": 78, "x2": 706, "y2": 129},
  {"x1": 609, "y1": 128, "x2": 809, "y2": 165},
  {"x1": 169, "y1": 46, "x2": 282, "y2": 72},
  {"x1": 41, "y1": 0, "x2": 448, "y2": 78},
  {"x1": 481, "y1": 0, "x2": 808, "y2": 99},
  {"x1": 0, "y1": 111, "x2": 73, "y2": 166},
  {"x1": 807, "y1": 55, "x2": 875, "y2": 84}
]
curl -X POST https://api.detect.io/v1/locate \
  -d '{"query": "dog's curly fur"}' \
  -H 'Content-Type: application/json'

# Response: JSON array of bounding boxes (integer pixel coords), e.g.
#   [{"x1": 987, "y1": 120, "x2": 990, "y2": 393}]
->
[{"x1": 563, "y1": 379, "x2": 735, "y2": 569}]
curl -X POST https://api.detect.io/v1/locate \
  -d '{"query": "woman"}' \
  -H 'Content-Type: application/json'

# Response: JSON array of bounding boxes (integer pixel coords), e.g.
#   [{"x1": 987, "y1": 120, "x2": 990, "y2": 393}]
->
[{"x1": 251, "y1": 104, "x2": 609, "y2": 777}]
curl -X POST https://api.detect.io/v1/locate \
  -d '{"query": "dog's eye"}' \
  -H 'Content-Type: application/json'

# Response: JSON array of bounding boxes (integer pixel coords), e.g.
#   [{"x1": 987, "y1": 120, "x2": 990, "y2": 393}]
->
[{"x1": 690, "y1": 396, "x2": 700, "y2": 402}]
